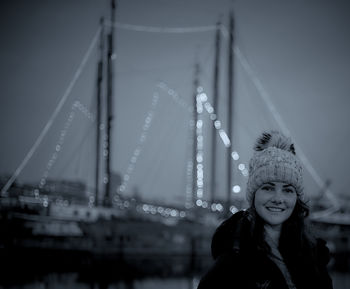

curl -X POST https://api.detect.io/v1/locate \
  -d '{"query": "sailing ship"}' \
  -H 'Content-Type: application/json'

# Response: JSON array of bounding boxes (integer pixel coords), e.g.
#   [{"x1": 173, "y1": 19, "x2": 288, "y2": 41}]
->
[
  {"x1": 0, "y1": 1, "x2": 221, "y2": 285},
  {"x1": 1, "y1": 2, "x2": 349, "y2": 286}
]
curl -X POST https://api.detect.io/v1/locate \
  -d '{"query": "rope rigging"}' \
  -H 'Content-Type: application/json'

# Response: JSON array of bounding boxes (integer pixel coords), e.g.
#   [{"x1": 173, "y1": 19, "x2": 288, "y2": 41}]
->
[
  {"x1": 116, "y1": 91, "x2": 160, "y2": 196},
  {"x1": 1, "y1": 19, "x2": 339, "y2": 219},
  {"x1": 158, "y1": 81, "x2": 249, "y2": 179},
  {"x1": 0, "y1": 26, "x2": 102, "y2": 197},
  {"x1": 109, "y1": 20, "x2": 340, "y2": 209},
  {"x1": 220, "y1": 25, "x2": 340, "y2": 215},
  {"x1": 106, "y1": 21, "x2": 217, "y2": 34},
  {"x1": 38, "y1": 101, "x2": 95, "y2": 192}
]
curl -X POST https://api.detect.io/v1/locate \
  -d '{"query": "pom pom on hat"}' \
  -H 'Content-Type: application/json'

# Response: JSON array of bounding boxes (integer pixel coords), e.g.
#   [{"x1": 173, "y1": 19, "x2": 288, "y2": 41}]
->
[
  {"x1": 246, "y1": 130, "x2": 304, "y2": 205},
  {"x1": 254, "y1": 131, "x2": 295, "y2": 155}
]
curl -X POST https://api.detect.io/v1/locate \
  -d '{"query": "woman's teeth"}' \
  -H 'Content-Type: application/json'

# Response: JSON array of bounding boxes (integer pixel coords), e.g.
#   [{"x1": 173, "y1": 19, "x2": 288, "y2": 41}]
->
[{"x1": 266, "y1": 207, "x2": 284, "y2": 212}]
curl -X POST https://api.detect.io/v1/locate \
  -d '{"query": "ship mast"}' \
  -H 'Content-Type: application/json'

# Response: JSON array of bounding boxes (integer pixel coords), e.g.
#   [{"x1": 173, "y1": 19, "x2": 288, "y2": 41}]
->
[
  {"x1": 95, "y1": 18, "x2": 105, "y2": 207},
  {"x1": 104, "y1": 0, "x2": 116, "y2": 207},
  {"x1": 226, "y1": 11, "x2": 234, "y2": 214},
  {"x1": 210, "y1": 20, "x2": 221, "y2": 204}
]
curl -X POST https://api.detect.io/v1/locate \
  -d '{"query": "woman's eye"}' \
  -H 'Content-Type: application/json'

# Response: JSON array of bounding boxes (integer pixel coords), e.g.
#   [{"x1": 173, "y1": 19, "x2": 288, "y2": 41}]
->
[
  {"x1": 284, "y1": 188, "x2": 294, "y2": 193},
  {"x1": 261, "y1": 186, "x2": 273, "y2": 191}
]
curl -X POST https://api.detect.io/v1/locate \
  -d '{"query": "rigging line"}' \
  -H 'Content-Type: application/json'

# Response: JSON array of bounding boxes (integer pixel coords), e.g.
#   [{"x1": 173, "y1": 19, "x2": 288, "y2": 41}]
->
[
  {"x1": 134, "y1": 99, "x2": 168, "y2": 190},
  {"x1": 159, "y1": 81, "x2": 249, "y2": 178},
  {"x1": 0, "y1": 26, "x2": 102, "y2": 197},
  {"x1": 200, "y1": 98, "x2": 249, "y2": 179},
  {"x1": 105, "y1": 21, "x2": 216, "y2": 33},
  {"x1": 157, "y1": 82, "x2": 193, "y2": 113},
  {"x1": 55, "y1": 117, "x2": 95, "y2": 182},
  {"x1": 220, "y1": 25, "x2": 339, "y2": 211},
  {"x1": 141, "y1": 102, "x2": 185, "y2": 198},
  {"x1": 117, "y1": 91, "x2": 160, "y2": 195},
  {"x1": 154, "y1": 39, "x2": 216, "y2": 100},
  {"x1": 39, "y1": 100, "x2": 95, "y2": 189}
]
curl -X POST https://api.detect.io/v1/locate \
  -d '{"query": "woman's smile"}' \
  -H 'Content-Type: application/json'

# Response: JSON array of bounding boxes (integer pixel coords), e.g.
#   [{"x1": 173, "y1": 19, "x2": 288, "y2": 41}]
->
[
  {"x1": 265, "y1": 206, "x2": 285, "y2": 212},
  {"x1": 254, "y1": 181, "x2": 297, "y2": 228}
]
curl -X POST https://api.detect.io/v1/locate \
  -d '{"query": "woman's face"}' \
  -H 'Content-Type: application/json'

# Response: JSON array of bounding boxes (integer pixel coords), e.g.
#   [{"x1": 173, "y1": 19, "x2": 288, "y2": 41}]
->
[{"x1": 254, "y1": 181, "x2": 297, "y2": 229}]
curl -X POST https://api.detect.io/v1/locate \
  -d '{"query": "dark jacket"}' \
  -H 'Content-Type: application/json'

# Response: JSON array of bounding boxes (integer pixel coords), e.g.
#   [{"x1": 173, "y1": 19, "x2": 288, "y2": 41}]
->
[{"x1": 197, "y1": 211, "x2": 333, "y2": 289}]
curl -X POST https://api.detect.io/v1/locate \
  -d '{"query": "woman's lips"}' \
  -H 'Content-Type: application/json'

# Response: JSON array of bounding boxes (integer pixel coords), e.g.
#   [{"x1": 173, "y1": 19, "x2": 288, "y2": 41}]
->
[{"x1": 265, "y1": 206, "x2": 285, "y2": 212}]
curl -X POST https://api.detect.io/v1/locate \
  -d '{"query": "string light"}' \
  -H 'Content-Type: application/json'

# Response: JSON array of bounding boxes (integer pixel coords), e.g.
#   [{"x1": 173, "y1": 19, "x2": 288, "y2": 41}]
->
[
  {"x1": 218, "y1": 129, "x2": 231, "y2": 147},
  {"x1": 238, "y1": 163, "x2": 245, "y2": 171},
  {"x1": 157, "y1": 82, "x2": 192, "y2": 113},
  {"x1": 196, "y1": 90, "x2": 205, "y2": 201},
  {"x1": 138, "y1": 202, "x2": 186, "y2": 219},
  {"x1": 231, "y1": 151, "x2": 239, "y2": 160},
  {"x1": 198, "y1": 91, "x2": 249, "y2": 179},
  {"x1": 214, "y1": 120, "x2": 221, "y2": 129},
  {"x1": 72, "y1": 101, "x2": 95, "y2": 122},
  {"x1": 230, "y1": 205, "x2": 239, "y2": 214},
  {"x1": 159, "y1": 81, "x2": 250, "y2": 208},
  {"x1": 242, "y1": 169, "x2": 249, "y2": 176},
  {"x1": 185, "y1": 120, "x2": 195, "y2": 209},
  {"x1": 158, "y1": 81, "x2": 200, "y2": 207},
  {"x1": 233, "y1": 185, "x2": 241, "y2": 193},
  {"x1": 38, "y1": 101, "x2": 95, "y2": 192},
  {"x1": 116, "y1": 92, "x2": 159, "y2": 195}
]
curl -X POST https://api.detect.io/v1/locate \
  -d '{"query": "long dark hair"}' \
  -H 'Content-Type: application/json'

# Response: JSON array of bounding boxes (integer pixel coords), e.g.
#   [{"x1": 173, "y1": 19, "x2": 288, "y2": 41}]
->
[
  {"x1": 246, "y1": 196, "x2": 314, "y2": 255},
  {"x1": 245, "y1": 195, "x2": 323, "y2": 281}
]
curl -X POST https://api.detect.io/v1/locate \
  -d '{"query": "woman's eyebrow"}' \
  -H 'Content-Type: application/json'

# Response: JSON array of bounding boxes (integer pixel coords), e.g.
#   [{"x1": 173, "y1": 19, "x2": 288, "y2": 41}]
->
[
  {"x1": 265, "y1": 182, "x2": 275, "y2": 186},
  {"x1": 283, "y1": 184, "x2": 294, "y2": 188}
]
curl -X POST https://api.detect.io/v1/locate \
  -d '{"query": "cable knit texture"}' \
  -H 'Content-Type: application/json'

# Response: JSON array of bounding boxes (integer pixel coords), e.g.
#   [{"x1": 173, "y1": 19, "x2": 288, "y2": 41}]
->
[{"x1": 246, "y1": 130, "x2": 304, "y2": 205}]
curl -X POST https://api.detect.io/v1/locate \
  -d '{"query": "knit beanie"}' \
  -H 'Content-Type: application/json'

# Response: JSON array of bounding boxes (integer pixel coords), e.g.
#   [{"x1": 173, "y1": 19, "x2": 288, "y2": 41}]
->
[{"x1": 246, "y1": 130, "x2": 304, "y2": 205}]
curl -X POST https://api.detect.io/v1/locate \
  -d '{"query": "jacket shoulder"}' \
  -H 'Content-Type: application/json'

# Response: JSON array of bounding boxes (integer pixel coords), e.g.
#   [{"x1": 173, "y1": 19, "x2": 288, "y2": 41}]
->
[
  {"x1": 315, "y1": 238, "x2": 334, "y2": 289},
  {"x1": 197, "y1": 250, "x2": 245, "y2": 289},
  {"x1": 315, "y1": 237, "x2": 331, "y2": 266},
  {"x1": 211, "y1": 210, "x2": 248, "y2": 259}
]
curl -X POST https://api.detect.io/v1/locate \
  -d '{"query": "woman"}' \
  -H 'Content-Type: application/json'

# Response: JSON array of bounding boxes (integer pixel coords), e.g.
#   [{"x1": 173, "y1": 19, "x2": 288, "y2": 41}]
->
[{"x1": 197, "y1": 130, "x2": 333, "y2": 289}]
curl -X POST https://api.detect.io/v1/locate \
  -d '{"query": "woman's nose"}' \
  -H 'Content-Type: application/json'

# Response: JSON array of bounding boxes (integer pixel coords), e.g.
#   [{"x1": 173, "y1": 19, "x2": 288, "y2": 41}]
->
[{"x1": 271, "y1": 189, "x2": 284, "y2": 203}]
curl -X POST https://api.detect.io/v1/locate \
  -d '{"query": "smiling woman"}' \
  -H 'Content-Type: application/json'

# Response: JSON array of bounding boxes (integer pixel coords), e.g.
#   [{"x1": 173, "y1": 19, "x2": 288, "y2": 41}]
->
[
  {"x1": 197, "y1": 130, "x2": 333, "y2": 289},
  {"x1": 254, "y1": 181, "x2": 297, "y2": 229}
]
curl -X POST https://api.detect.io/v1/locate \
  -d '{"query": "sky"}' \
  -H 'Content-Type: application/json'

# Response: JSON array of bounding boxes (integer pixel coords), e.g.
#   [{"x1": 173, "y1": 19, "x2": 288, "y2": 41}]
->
[{"x1": 1, "y1": 0, "x2": 350, "y2": 208}]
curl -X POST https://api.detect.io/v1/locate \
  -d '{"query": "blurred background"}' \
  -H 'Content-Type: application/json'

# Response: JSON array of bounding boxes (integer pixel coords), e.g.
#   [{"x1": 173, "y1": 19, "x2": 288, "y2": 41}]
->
[{"x1": 0, "y1": 0, "x2": 349, "y2": 288}]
